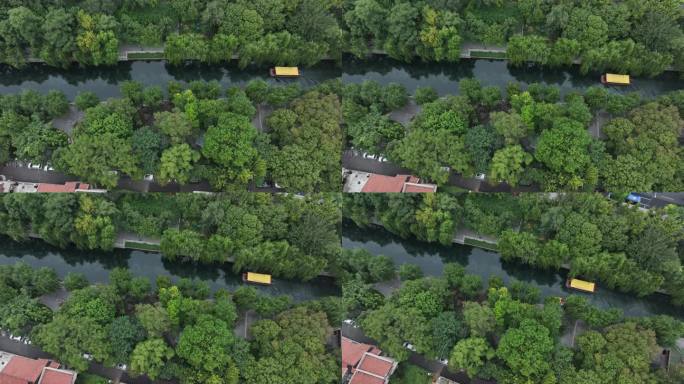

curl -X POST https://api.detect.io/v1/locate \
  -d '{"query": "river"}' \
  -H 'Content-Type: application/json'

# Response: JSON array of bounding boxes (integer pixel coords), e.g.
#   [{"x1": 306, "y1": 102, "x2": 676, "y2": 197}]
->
[
  {"x1": 342, "y1": 222, "x2": 684, "y2": 319},
  {"x1": 0, "y1": 236, "x2": 339, "y2": 301},
  {"x1": 1, "y1": 57, "x2": 681, "y2": 100},
  {"x1": 343, "y1": 55, "x2": 684, "y2": 97},
  {"x1": 0, "y1": 60, "x2": 341, "y2": 100}
]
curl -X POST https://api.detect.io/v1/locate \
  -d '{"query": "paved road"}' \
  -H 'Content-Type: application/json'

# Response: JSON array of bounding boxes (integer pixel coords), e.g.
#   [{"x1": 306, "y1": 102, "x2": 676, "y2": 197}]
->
[
  {"x1": 342, "y1": 150, "x2": 537, "y2": 192},
  {"x1": 0, "y1": 335, "x2": 172, "y2": 384},
  {"x1": 342, "y1": 324, "x2": 497, "y2": 383}
]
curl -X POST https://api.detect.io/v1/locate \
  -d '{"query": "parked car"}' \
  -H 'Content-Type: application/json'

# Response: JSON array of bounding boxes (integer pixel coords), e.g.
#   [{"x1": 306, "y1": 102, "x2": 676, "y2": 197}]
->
[
  {"x1": 143, "y1": 174, "x2": 154, "y2": 181},
  {"x1": 402, "y1": 342, "x2": 416, "y2": 352},
  {"x1": 343, "y1": 319, "x2": 358, "y2": 328},
  {"x1": 82, "y1": 353, "x2": 93, "y2": 361},
  {"x1": 116, "y1": 363, "x2": 127, "y2": 370},
  {"x1": 475, "y1": 173, "x2": 486, "y2": 180},
  {"x1": 44, "y1": 164, "x2": 55, "y2": 171},
  {"x1": 438, "y1": 357, "x2": 449, "y2": 365},
  {"x1": 274, "y1": 182, "x2": 282, "y2": 189}
]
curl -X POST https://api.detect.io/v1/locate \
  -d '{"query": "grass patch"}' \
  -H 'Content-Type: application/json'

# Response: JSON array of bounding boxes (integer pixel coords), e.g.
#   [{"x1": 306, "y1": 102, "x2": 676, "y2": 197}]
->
[
  {"x1": 464, "y1": 237, "x2": 498, "y2": 251},
  {"x1": 127, "y1": 51, "x2": 165, "y2": 60},
  {"x1": 124, "y1": 241, "x2": 161, "y2": 251},
  {"x1": 470, "y1": 50, "x2": 507, "y2": 59},
  {"x1": 76, "y1": 373, "x2": 109, "y2": 384},
  {"x1": 390, "y1": 363, "x2": 431, "y2": 384}
]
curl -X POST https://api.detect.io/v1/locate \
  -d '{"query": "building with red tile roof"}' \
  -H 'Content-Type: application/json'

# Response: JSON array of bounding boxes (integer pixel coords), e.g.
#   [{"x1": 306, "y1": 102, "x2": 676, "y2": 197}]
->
[
  {"x1": 36, "y1": 182, "x2": 90, "y2": 193},
  {"x1": 361, "y1": 174, "x2": 436, "y2": 193},
  {"x1": 0, "y1": 355, "x2": 50, "y2": 384},
  {"x1": 37, "y1": 367, "x2": 77, "y2": 384},
  {"x1": 0, "y1": 353, "x2": 76, "y2": 384},
  {"x1": 342, "y1": 337, "x2": 397, "y2": 384}
]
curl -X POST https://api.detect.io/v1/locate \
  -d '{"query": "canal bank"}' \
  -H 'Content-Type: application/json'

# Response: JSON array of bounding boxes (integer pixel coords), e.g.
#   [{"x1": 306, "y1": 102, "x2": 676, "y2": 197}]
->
[
  {"x1": 342, "y1": 221, "x2": 683, "y2": 319},
  {"x1": 0, "y1": 236, "x2": 339, "y2": 301}
]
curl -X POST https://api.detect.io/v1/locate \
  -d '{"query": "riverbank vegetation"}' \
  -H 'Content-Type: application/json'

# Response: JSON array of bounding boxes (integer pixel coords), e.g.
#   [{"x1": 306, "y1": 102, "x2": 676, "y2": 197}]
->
[
  {"x1": 0, "y1": 262, "x2": 340, "y2": 384},
  {"x1": 343, "y1": 0, "x2": 683, "y2": 77},
  {"x1": 0, "y1": 192, "x2": 342, "y2": 281},
  {"x1": 0, "y1": 79, "x2": 342, "y2": 192},
  {"x1": 343, "y1": 193, "x2": 684, "y2": 306},
  {"x1": 344, "y1": 266, "x2": 684, "y2": 384},
  {"x1": 0, "y1": 1, "x2": 343, "y2": 68},
  {"x1": 343, "y1": 79, "x2": 683, "y2": 191}
]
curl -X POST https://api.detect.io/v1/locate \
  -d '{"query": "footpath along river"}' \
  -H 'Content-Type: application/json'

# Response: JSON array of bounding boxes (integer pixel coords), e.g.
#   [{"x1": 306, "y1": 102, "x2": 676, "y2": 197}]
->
[
  {"x1": 0, "y1": 236, "x2": 339, "y2": 301},
  {"x1": 342, "y1": 221, "x2": 684, "y2": 320}
]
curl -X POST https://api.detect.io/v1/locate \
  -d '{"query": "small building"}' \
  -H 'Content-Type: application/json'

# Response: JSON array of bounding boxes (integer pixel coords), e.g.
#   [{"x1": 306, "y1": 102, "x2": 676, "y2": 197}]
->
[
  {"x1": 348, "y1": 172, "x2": 437, "y2": 193},
  {"x1": 0, "y1": 352, "x2": 76, "y2": 384},
  {"x1": 36, "y1": 182, "x2": 91, "y2": 193},
  {"x1": 342, "y1": 337, "x2": 397, "y2": 384}
]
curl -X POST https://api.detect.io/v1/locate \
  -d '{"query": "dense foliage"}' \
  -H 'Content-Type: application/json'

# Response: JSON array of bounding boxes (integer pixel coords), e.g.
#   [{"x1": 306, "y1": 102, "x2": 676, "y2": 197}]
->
[
  {"x1": 343, "y1": 193, "x2": 684, "y2": 305},
  {"x1": 0, "y1": 262, "x2": 339, "y2": 383},
  {"x1": 343, "y1": 0, "x2": 683, "y2": 76},
  {"x1": 0, "y1": 192, "x2": 341, "y2": 281},
  {"x1": 0, "y1": 0, "x2": 343, "y2": 67},
  {"x1": 0, "y1": 79, "x2": 342, "y2": 192},
  {"x1": 343, "y1": 80, "x2": 683, "y2": 191},
  {"x1": 345, "y1": 265, "x2": 684, "y2": 384}
]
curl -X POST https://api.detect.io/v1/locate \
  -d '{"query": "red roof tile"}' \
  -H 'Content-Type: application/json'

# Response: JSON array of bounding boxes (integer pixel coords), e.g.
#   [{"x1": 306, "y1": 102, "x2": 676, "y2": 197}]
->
[
  {"x1": 357, "y1": 353, "x2": 394, "y2": 378},
  {"x1": 403, "y1": 183, "x2": 437, "y2": 193},
  {"x1": 361, "y1": 174, "x2": 411, "y2": 193},
  {"x1": 350, "y1": 370, "x2": 385, "y2": 384},
  {"x1": 38, "y1": 368, "x2": 76, "y2": 384},
  {"x1": 342, "y1": 337, "x2": 381, "y2": 373},
  {"x1": 2, "y1": 355, "x2": 49, "y2": 383},
  {"x1": 0, "y1": 372, "x2": 30, "y2": 384}
]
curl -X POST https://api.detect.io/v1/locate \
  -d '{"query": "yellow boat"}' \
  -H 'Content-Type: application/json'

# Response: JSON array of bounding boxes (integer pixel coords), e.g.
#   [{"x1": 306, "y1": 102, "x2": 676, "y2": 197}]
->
[
  {"x1": 242, "y1": 272, "x2": 272, "y2": 285},
  {"x1": 601, "y1": 73, "x2": 630, "y2": 85},
  {"x1": 566, "y1": 278, "x2": 596, "y2": 293},
  {"x1": 270, "y1": 66, "x2": 300, "y2": 77}
]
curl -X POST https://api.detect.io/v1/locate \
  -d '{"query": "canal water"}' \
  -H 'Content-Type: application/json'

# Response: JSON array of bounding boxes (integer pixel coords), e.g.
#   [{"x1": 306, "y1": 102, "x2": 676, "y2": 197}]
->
[
  {"x1": 0, "y1": 236, "x2": 339, "y2": 301},
  {"x1": 1, "y1": 57, "x2": 681, "y2": 100},
  {"x1": 0, "y1": 60, "x2": 341, "y2": 100},
  {"x1": 342, "y1": 222, "x2": 684, "y2": 319},
  {"x1": 343, "y1": 55, "x2": 684, "y2": 97}
]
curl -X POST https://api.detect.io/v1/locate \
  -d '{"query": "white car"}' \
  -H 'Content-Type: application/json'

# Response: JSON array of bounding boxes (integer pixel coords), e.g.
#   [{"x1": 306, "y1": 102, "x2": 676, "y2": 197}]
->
[
  {"x1": 402, "y1": 342, "x2": 416, "y2": 352},
  {"x1": 10, "y1": 334, "x2": 21, "y2": 341},
  {"x1": 363, "y1": 152, "x2": 376, "y2": 160},
  {"x1": 475, "y1": 173, "x2": 486, "y2": 180},
  {"x1": 82, "y1": 353, "x2": 93, "y2": 361},
  {"x1": 377, "y1": 156, "x2": 388, "y2": 162},
  {"x1": 116, "y1": 363, "x2": 127, "y2": 370},
  {"x1": 438, "y1": 357, "x2": 449, "y2": 365},
  {"x1": 274, "y1": 182, "x2": 282, "y2": 189},
  {"x1": 44, "y1": 165, "x2": 54, "y2": 171},
  {"x1": 29, "y1": 162, "x2": 42, "y2": 169},
  {"x1": 343, "y1": 319, "x2": 355, "y2": 325},
  {"x1": 143, "y1": 174, "x2": 154, "y2": 181}
]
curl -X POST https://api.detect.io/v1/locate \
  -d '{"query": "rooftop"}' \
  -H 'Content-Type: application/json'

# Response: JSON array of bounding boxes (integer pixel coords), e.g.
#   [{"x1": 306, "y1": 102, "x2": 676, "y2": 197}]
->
[
  {"x1": 342, "y1": 337, "x2": 382, "y2": 375},
  {"x1": 38, "y1": 367, "x2": 77, "y2": 384},
  {"x1": 0, "y1": 355, "x2": 50, "y2": 383}
]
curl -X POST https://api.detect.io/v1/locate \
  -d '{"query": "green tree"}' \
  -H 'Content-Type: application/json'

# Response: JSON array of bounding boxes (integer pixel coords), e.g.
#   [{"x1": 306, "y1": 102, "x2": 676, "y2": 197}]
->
[
  {"x1": 489, "y1": 145, "x2": 533, "y2": 186},
  {"x1": 130, "y1": 338, "x2": 174, "y2": 380},
  {"x1": 64, "y1": 272, "x2": 89, "y2": 291},
  {"x1": 158, "y1": 144, "x2": 199, "y2": 185},
  {"x1": 497, "y1": 319, "x2": 554, "y2": 382},
  {"x1": 463, "y1": 301, "x2": 496, "y2": 337},
  {"x1": 449, "y1": 337, "x2": 494, "y2": 377}
]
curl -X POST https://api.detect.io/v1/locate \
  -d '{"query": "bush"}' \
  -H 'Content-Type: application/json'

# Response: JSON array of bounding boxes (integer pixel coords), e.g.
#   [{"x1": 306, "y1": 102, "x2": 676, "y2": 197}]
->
[
  {"x1": 398, "y1": 264, "x2": 423, "y2": 281},
  {"x1": 63, "y1": 272, "x2": 89, "y2": 291},
  {"x1": 414, "y1": 86, "x2": 438, "y2": 105},
  {"x1": 74, "y1": 92, "x2": 100, "y2": 110}
]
